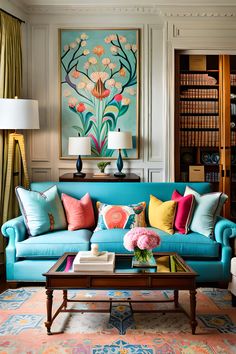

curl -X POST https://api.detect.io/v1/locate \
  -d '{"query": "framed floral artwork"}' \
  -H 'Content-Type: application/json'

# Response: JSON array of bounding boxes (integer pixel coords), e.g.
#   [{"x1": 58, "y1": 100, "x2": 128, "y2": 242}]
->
[{"x1": 59, "y1": 28, "x2": 139, "y2": 159}]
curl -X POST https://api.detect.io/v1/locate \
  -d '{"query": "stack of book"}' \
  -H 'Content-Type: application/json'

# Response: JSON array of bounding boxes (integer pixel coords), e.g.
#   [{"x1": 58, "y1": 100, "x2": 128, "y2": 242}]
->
[{"x1": 73, "y1": 251, "x2": 115, "y2": 272}]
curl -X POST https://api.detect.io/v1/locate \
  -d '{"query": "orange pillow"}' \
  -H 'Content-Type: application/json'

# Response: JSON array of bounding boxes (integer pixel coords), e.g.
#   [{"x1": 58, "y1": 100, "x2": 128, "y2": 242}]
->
[{"x1": 61, "y1": 193, "x2": 95, "y2": 231}]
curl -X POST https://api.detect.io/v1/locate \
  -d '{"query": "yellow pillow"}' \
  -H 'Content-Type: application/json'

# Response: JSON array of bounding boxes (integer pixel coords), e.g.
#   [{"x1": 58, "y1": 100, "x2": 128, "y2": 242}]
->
[{"x1": 149, "y1": 195, "x2": 177, "y2": 234}]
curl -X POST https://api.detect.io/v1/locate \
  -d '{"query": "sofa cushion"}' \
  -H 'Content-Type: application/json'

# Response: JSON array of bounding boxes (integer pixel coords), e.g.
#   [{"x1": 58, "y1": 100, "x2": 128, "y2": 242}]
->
[
  {"x1": 171, "y1": 190, "x2": 195, "y2": 234},
  {"x1": 94, "y1": 201, "x2": 146, "y2": 231},
  {"x1": 15, "y1": 185, "x2": 67, "y2": 236},
  {"x1": 91, "y1": 228, "x2": 220, "y2": 258},
  {"x1": 148, "y1": 195, "x2": 177, "y2": 234},
  {"x1": 16, "y1": 229, "x2": 92, "y2": 258},
  {"x1": 184, "y1": 186, "x2": 228, "y2": 237},
  {"x1": 61, "y1": 192, "x2": 95, "y2": 231}
]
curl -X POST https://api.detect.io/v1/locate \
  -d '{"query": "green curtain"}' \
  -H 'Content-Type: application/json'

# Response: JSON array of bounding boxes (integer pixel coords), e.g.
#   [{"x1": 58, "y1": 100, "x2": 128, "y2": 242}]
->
[{"x1": 0, "y1": 11, "x2": 22, "y2": 273}]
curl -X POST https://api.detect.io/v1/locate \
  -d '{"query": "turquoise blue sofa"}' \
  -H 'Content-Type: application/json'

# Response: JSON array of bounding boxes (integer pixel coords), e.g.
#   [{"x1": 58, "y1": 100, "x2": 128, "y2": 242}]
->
[{"x1": 1, "y1": 181, "x2": 236, "y2": 286}]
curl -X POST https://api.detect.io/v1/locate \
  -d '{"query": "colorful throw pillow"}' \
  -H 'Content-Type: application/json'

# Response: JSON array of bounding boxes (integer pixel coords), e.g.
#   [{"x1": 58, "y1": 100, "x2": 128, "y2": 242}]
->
[
  {"x1": 61, "y1": 193, "x2": 95, "y2": 231},
  {"x1": 171, "y1": 190, "x2": 195, "y2": 234},
  {"x1": 184, "y1": 186, "x2": 228, "y2": 237},
  {"x1": 148, "y1": 195, "x2": 177, "y2": 235},
  {"x1": 15, "y1": 185, "x2": 67, "y2": 236},
  {"x1": 94, "y1": 202, "x2": 146, "y2": 231}
]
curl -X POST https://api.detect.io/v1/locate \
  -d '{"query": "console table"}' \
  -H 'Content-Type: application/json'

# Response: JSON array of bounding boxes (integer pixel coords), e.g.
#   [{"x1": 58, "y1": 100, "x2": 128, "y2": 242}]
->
[{"x1": 59, "y1": 173, "x2": 140, "y2": 182}]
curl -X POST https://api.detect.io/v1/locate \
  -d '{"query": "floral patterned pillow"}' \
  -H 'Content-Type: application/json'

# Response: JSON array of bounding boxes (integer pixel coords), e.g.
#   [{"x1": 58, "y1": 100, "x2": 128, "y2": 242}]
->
[{"x1": 94, "y1": 201, "x2": 146, "y2": 231}]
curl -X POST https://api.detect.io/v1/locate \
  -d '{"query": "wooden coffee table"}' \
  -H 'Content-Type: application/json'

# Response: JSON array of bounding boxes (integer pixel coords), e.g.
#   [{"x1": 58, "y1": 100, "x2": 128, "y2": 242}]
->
[{"x1": 43, "y1": 252, "x2": 198, "y2": 334}]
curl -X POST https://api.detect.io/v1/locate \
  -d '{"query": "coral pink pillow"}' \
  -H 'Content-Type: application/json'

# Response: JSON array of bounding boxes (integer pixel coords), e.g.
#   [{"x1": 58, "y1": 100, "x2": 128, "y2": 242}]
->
[
  {"x1": 171, "y1": 190, "x2": 195, "y2": 234},
  {"x1": 61, "y1": 193, "x2": 95, "y2": 231}
]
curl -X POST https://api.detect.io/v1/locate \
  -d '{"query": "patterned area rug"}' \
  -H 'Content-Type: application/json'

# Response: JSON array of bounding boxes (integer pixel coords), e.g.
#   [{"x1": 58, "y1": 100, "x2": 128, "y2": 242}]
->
[{"x1": 0, "y1": 287, "x2": 236, "y2": 353}]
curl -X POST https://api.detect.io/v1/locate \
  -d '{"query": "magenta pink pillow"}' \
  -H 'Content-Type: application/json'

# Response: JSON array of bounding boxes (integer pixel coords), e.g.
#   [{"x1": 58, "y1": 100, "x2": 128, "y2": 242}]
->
[
  {"x1": 61, "y1": 193, "x2": 95, "y2": 231},
  {"x1": 171, "y1": 190, "x2": 195, "y2": 234}
]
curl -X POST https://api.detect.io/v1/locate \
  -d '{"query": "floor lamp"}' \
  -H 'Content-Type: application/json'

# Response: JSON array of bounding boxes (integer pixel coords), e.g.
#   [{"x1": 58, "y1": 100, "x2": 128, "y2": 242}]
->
[{"x1": 0, "y1": 98, "x2": 39, "y2": 220}]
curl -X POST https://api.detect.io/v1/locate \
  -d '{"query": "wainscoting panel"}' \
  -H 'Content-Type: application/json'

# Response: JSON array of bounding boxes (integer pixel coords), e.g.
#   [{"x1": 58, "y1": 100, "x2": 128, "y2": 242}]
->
[
  {"x1": 148, "y1": 168, "x2": 164, "y2": 182},
  {"x1": 31, "y1": 168, "x2": 52, "y2": 182}
]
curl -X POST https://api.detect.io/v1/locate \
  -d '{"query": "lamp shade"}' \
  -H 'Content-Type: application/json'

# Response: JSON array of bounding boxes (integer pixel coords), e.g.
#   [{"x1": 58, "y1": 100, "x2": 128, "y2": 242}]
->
[
  {"x1": 0, "y1": 98, "x2": 39, "y2": 129},
  {"x1": 108, "y1": 131, "x2": 133, "y2": 149},
  {"x1": 68, "y1": 136, "x2": 91, "y2": 155}
]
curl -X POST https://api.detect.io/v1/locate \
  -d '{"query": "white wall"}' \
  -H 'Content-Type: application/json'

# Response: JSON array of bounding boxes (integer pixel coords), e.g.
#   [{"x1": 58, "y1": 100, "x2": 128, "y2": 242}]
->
[{"x1": 19, "y1": 4, "x2": 236, "y2": 182}]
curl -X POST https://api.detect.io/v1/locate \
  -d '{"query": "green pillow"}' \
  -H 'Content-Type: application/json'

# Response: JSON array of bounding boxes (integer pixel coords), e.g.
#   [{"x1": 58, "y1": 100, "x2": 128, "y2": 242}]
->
[
  {"x1": 16, "y1": 185, "x2": 67, "y2": 236},
  {"x1": 184, "y1": 186, "x2": 228, "y2": 237}
]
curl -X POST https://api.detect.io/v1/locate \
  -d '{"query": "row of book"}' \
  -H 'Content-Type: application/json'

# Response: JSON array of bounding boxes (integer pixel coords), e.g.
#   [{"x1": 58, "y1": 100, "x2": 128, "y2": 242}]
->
[
  {"x1": 180, "y1": 101, "x2": 218, "y2": 114},
  {"x1": 231, "y1": 74, "x2": 236, "y2": 86},
  {"x1": 180, "y1": 131, "x2": 219, "y2": 147},
  {"x1": 180, "y1": 74, "x2": 217, "y2": 86},
  {"x1": 231, "y1": 104, "x2": 236, "y2": 115},
  {"x1": 205, "y1": 172, "x2": 220, "y2": 183},
  {"x1": 180, "y1": 116, "x2": 219, "y2": 129},
  {"x1": 180, "y1": 88, "x2": 218, "y2": 99}
]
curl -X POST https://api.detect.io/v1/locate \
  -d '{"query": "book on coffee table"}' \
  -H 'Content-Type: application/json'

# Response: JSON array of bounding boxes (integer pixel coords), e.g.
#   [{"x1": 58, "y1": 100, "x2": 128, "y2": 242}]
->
[
  {"x1": 73, "y1": 252, "x2": 115, "y2": 272},
  {"x1": 77, "y1": 251, "x2": 109, "y2": 263}
]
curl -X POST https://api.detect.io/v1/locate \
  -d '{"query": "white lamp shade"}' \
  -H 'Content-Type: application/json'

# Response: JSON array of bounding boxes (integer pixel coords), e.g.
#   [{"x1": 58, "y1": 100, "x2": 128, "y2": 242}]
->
[
  {"x1": 108, "y1": 131, "x2": 133, "y2": 149},
  {"x1": 0, "y1": 98, "x2": 39, "y2": 129},
  {"x1": 68, "y1": 136, "x2": 91, "y2": 155}
]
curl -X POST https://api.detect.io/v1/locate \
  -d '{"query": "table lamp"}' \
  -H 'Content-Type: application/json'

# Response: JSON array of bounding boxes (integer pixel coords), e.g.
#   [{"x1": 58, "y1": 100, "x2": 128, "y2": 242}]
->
[
  {"x1": 108, "y1": 129, "x2": 133, "y2": 177},
  {"x1": 0, "y1": 98, "x2": 39, "y2": 189},
  {"x1": 68, "y1": 135, "x2": 91, "y2": 177}
]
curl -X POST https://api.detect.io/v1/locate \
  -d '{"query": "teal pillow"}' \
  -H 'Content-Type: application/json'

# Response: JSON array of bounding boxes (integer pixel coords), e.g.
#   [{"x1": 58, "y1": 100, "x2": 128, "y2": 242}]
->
[
  {"x1": 16, "y1": 185, "x2": 67, "y2": 236},
  {"x1": 184, "y1": 186, "x2": 228, "y2": 237}
]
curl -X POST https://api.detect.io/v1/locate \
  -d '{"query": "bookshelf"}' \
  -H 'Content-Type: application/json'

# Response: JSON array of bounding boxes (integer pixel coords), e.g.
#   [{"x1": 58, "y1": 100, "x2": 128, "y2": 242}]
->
[{"x1": 175, "y1": 53, "x2": 236, "y2": 220}]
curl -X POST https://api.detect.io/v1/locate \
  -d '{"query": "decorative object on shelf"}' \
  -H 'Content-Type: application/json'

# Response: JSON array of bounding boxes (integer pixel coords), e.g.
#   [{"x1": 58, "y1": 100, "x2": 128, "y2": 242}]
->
[
  {"x1": 201, "y1": 153, "x2": 211, "y2": 165},
  {"x1": 211, "y1": 153, "x2": 220, "y2": 164},
  {"x1": 123, "y1": 227, "x2": 160, "y2": 266},
  {"x1": 108, "y1": 129, "x2": 132, "y2": 177},
  {"x1": 68, "y1": 134, "x2": 91, "y2": 177},
  {"x1": 0, "y1": 98, "x2": 39, "y2": 190},
  {"x1": 59, "y1": 28, "x2": 139, "y2": 159},
  {"x1": 189, "y1": 165, "x2": 205, "y2": 182},
  {"x1": 91, "y1": 243, "x2": 100, "y2": 257},
  {"x1": 181, "y1": 152, "x2": 194, "y2": 165},
  {"x1": 94, "y1": 161, "x2": 111, "y2": 176}
]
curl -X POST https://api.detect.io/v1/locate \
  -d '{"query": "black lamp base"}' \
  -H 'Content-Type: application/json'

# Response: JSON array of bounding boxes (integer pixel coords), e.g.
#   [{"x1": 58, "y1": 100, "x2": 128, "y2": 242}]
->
[
  {"x1": 73, "y1": 172, "x2": 86, "y2": 178},
  {"x1": 114, "y1": 172, "x2": 126, "y2": 178}
]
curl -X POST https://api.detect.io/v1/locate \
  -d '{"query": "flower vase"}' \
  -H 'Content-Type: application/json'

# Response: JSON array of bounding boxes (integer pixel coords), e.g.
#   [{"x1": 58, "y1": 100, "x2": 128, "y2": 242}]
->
[{"x1": 132, "y1": 248, "x2": 156, "y2": 268}]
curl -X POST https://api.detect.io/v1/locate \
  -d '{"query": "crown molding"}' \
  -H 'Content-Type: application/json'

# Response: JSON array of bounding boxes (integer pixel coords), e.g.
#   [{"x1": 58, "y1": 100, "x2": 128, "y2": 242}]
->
[{"x1": 25, "y1": 4, "x2": 236, "y2": 17}]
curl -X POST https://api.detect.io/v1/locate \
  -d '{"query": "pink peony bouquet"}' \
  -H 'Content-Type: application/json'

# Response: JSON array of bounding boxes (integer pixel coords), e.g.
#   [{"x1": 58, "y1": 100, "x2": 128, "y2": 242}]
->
[{"x1": 123, "y1": 227, "x2": 161, "y2": 263}]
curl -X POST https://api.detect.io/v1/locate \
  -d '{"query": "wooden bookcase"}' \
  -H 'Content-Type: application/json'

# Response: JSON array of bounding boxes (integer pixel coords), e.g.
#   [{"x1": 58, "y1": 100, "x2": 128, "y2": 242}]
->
[{"x1": 175, "y1": 52, "x2": 236, "y2": 220}]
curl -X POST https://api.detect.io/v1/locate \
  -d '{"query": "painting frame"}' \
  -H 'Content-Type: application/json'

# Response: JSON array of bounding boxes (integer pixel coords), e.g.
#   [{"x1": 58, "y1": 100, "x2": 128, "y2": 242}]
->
[{"x1": 59, "y1": 28, "x2": 140, "y2": 160}]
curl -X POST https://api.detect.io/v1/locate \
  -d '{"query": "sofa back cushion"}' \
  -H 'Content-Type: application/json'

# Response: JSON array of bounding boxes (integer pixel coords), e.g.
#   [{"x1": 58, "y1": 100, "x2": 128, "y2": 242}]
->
[
  {"x1": 16, "y1": 185, "x2": 67, "y2": 236},
  {"x1": 148, "y1": 195, "x2": 177, "y2": 234},
  {"x1": 171, "y1": 190, "x2": 195, "y2": 234}
]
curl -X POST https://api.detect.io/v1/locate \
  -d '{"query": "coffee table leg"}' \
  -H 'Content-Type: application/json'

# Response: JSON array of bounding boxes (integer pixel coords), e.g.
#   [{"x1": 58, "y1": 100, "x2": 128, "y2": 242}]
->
[
  {"x1": 63, "y1": 290, "x2": 68, "y2": 309},
  {"x1": 174, "y1": 290, "x2": 179, "y2": 308},
  {"x1": 189, "y1": 290, "x2": 198, "y2": 334},
  {"x1": 45, "y1": 289, "x2": 53, "y2": 335}
]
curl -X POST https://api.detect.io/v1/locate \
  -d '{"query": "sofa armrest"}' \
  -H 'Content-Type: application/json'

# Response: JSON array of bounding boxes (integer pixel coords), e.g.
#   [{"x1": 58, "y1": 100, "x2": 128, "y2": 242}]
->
[
  {"x1": 1, "y1": 216, "x2": 27, "y2": 244},
  {"x1": 214, "y1": 216, "x2": 236, "y2": 246}
]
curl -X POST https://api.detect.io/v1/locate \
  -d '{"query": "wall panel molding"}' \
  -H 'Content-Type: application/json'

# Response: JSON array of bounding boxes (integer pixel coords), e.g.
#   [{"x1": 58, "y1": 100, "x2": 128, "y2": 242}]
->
[
  {"x1": 31, "y1": 168, "x2": 52, "y2": 181},
  {"x1": 148, "y1": 168, "x2": 164, "y2": 182},
  {"x1": 30, "y1": 25, "x2": 50, "y2": 162}
]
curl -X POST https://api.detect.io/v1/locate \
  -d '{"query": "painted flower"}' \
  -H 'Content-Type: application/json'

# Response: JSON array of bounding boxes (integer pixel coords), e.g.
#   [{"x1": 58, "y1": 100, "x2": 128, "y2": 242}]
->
[
  {"x1": 125, "y1": 43, "x2": 131, "y2": 50},
  {"x1": 104, "y1": 36, "x2": 111, "y2": 43},
  {"x1": 77, "y1": 82, "x2": 86, "y2": 89},
  {"x1": 122, "y1": 97, "x2": 130, "y2": 105},
  {"x1": 110, "y1": 34, "x2": 116, "y2": 41},
  {"x1": 69, "y1": 41, "x2": 77, "y2": 49},
  {"x1": 93, "y1": 45, "x2": 105, "y2": 57},
  {"x1": 63, "y1": 89, "x2": 71, "y2": 97},
  {"x1": 114, "y1": 94, "x2": 123, "y2": 102},
  {"x1": 76, "y1": 103, "x2": 86, "y2": 112},
  {"x1": 126, "y1": 87, "x2": 136, "y2": 95},
  {"x1": 110, "y1": 46, "x2": 118, "y2": 53},
  {"x1": 81, "y1": 33, "x2": 88, "y2": 40},
  {"x1": 132, "y1": 44, "x2": 137, "y2": 51},
  {"x1": 92, "y1": 80, "x2": 110, "y2": 100},
  {"x1": 115, "y1": 82, "x2": 122, "y2": 89},
  {"x1": 81, "y1": 40, "x2": 87, "y2": 47},
  {"x1": 119, "y1": 35, "x2": 127, "y2": 43},
  {"x1": 71, "y1": 70, "x2": 80, "y2": 79},
  {"x1": 83, "y1": 49, "x2": 90, "y2": 55},
  {"x1": 102, "y1": 58, "x2": 111, "y2": 65},
  {"x1": 84, "y1": 62, "x2": 90, "y2": 70},
  {"x1": 91, "y1": 71, "x2": 109, "y2": 83},
  {"x1": 86, "y1": 82, "x2": 94, "y2": 91},
  {"x1": 68, "y1": 97, "x2": 78, "y2": 107},
  {"x1": 63, "y1": 44, "x2": 69, "y2": 51},
  {"x1": 88, "y1": 57, "x2": 97, "y2": 65},
  {"x1": 106, "y1": 79, "x2": 116, "y2": 87},
  {"x1": 119, "y1": 68, "x2": 126, "y2": 77},
  {"x1": 108, "y1": 63, "x2": 117, "y2": 70}
]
